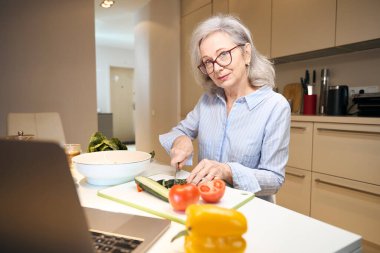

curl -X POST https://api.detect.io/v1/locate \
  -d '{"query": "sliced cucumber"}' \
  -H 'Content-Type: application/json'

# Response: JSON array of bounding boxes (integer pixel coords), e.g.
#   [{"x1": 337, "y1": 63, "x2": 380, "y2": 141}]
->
[
  {"x1": 135, "y1": 176, "x2": 169, "y2": 202},
  {"x1": 156, "y1": 179, "x2": 187, "y2": 189}
]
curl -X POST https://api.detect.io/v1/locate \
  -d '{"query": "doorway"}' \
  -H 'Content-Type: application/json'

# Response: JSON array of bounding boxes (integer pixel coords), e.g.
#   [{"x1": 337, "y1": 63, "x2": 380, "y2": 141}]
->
[{"x1": 110, "y1": 66, "x2": 135, "y2": 144}]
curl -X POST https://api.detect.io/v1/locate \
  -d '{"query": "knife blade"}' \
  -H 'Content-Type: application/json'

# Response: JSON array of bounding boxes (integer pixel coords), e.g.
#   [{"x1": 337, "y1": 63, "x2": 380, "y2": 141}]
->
[{"x1": 174, "y1": 162, "x2": 180, "y2": 184}]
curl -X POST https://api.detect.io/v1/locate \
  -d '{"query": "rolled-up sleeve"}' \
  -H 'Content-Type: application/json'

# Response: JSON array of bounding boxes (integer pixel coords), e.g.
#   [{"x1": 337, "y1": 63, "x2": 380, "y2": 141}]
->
[{"x1": 159, "y1": 95, "x2": 203, "y2": 163}]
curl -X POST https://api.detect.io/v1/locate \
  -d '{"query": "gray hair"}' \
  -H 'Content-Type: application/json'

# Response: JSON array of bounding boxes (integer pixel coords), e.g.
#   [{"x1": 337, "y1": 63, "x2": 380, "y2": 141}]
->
[{"x1": 190, "y1": 14, "x2": 275, "y2": 94}]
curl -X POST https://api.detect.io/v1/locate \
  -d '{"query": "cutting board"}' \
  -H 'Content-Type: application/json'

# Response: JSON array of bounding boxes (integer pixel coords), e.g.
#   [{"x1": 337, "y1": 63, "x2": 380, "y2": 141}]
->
[
  {"x1": 283, "y1": 83, "x2": 303, "y2": 113},
  {"x1": 98, "y1": 174, "x2": 254, "y2": 224}
]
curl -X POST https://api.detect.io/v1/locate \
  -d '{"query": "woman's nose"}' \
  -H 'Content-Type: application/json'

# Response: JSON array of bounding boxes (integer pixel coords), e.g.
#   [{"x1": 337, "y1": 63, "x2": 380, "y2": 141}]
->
[{"x1": 213, "y1": 62, "x2": 224, "y2": 72}]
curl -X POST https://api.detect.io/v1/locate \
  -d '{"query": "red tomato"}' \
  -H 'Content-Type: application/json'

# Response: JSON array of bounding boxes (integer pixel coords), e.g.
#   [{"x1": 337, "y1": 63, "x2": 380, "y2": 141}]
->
[
  {"x1": 169, "y1": 184, "x2": 200, "y2": 211},
  {"x1": 198, "y1": 179, "x2": 226, "y2": 203},
  {"x1": 136, "y1": 183, "x2": 143, "y2": 192}
]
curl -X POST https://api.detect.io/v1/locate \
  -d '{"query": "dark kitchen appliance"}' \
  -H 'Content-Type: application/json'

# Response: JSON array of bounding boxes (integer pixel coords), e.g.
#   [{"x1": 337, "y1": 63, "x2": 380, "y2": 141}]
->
[
  {"x1": 327, "y1": 85, "x2": 349, "y2": 115},
  {"x1": 352, "y1": 92, "x2": 380, "y2": 117}
]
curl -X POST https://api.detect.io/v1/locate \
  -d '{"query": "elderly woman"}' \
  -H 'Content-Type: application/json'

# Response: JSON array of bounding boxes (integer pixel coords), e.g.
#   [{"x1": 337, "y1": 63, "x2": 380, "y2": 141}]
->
[{"x1": 159, "y1": 15, "x2": 290, "y2": 202}]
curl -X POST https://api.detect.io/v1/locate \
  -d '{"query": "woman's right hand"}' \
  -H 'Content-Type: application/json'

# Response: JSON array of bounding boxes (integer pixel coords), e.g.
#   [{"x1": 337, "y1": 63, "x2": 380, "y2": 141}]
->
[{"x1": 170, "y1": 135, "x2": 193, "y2": 169}]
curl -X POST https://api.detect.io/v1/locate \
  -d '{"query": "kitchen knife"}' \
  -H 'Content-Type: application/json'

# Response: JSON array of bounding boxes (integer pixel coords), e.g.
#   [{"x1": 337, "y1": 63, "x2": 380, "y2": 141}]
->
[
  {"x1": 301, "y1": 77, "x2": 307, "y2": 95},
  {"x1": 174, "y1": 162, "x2": 180, "y2": 184},
  {"x1": 305, "y1": 70, "x2": 310, "y2": 85}
]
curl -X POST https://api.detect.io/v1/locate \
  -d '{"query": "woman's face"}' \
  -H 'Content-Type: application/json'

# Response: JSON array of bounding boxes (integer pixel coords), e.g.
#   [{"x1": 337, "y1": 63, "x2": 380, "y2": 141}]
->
[{"x1": 199, "y1": 32, "x2": 250, "y2": 90}]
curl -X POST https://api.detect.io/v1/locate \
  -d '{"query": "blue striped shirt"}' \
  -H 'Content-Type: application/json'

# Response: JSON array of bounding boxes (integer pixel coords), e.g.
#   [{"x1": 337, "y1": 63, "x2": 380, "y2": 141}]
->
[{"x1": 159, "y1": 85, "x2": 290, "y2": 201}]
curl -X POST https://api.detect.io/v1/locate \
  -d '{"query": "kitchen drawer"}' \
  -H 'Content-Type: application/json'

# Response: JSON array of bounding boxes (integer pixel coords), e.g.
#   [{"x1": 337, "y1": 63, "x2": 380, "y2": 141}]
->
[
  {"x1": 311, "y1": 173, "x2": 380, "y2": 246},
  {"x1": 313, "y1": 123, "x2": 380, "y2": 185},
  {"x1": 287, "y1": 122, "x2": 313, "y2": 171},
  {"x1": 276, "y1": 167, "x2": 311, "y2": 216}
]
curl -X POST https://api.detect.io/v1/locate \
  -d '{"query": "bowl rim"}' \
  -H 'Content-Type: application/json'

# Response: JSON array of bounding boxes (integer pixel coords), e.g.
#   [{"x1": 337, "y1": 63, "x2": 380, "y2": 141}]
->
[{"x1": 72, "y1": 150, "x2": 151, "y2": 165}]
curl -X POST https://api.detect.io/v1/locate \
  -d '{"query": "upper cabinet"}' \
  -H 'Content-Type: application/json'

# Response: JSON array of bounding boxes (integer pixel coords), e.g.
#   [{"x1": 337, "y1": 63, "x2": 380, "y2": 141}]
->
[
  {"x1": 336, "y1": 0, "x2": 380, "y2": 46},
  {"x1": 271, "y1": 0, "x2": 336, "y2": 58},
  {"x1": 229, "y1": 0, "x2": 271, "y2": 58},
  {"x1": 212, "y1": 0, "x2": 229, "y2": 14},
  {"x1": 181, "y1": 3, "x2": 212, "y2": 118},
  {"x1": 181, "y1": 0, "x2": 211, "y2": 16},
  {"x1": 181, "y1": 0, "x2": 380, "y2": 63}
]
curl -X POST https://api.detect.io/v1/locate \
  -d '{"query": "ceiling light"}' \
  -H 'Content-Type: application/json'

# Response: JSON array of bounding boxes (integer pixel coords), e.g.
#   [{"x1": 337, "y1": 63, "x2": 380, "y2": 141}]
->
[{"x1": 100, "y1": 0, "x2": 115, "y2": 8}]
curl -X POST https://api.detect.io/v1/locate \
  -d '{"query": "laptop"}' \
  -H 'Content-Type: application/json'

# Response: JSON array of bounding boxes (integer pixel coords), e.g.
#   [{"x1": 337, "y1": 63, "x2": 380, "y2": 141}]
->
[{"x1": 0, "y1": 139, "x2": 170, "y2": 253}]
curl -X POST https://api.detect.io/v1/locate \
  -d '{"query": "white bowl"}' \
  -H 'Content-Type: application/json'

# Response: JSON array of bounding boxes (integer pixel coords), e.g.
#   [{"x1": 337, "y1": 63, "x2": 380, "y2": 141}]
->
[{"x1": 73, "y1": 150, "x2": 151, "y2": 186}]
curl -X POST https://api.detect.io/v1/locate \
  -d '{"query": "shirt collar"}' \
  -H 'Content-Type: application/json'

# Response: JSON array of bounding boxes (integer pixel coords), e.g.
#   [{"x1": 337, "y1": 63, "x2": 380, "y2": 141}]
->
[
  {"x1": 216, "y1": 85, "x2": 274, "y2": 110},
  {"x1": 244, "y1": 85, "x2": 273, "y2": 110}
]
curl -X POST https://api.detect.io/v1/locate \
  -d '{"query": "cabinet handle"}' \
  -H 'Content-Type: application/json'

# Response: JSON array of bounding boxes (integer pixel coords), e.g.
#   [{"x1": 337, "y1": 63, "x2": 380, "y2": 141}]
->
[
  {"x1": 286, "y1": 171, "x2": 306, "y2": 178},
  {"x1": 291, "y1": 126, "x2": 307, "y2": 130},
  {"x1": 315, "y1": 178, "x2": 380, "y2": 197},
  {"x1": 316, "y1": 127, "x2": 380, "y2": 135}
]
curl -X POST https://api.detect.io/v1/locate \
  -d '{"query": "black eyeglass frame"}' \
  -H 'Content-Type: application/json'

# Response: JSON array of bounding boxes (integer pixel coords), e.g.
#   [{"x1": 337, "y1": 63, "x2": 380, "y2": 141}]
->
[{"x1": 197, "y1": 44, "x2": 245, "y2": 75}]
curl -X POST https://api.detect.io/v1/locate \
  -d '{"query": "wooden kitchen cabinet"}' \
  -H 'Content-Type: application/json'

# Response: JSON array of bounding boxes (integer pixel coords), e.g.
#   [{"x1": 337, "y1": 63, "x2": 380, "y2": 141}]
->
[
  {"x1": 277, "y1": 116, "x2": 380, "y2": 250},
  {"x1": 180, "y1": 3, "x2": 211, "y2": 118},
  {"x1": 212, "y1": 0, "x2": 228, "y2": 14},
  {"x1": 277, "y1": 121, "x2": 313, "y2": 215},
  {"x1": 271, "y1": 0, "x2": 336, "y2": 58},
  {"x1": 181, "y1": 0, "x2": 210, "y2": 16},
  {"x1": 313, "y1": 122, "x2": 380, "y2": 186},
  {"x1": 276, "y1": 167, "x2": 311, "y2": 216},
  {"x1": 336, "y1": 0, "x2": 380, "y2": 46},
  {"x1": 311, "y1": 172, "x2": 380, "y2": 250},
  {"x1": 287, "y1": 121, "x2": 313, "y2": 171},
  {"x1": 229, "y1": 0, "x2": 271, "y2": 57}
]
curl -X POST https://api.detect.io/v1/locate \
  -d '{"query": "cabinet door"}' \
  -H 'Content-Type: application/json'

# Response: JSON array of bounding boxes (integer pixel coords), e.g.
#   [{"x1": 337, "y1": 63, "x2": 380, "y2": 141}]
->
[
  {"x1": 311, "y1": 173, "x2": 380, "y2": 247},
  {"x1": 271, "y1": 0, "x2": 336, "y2": 58},
  {"x1": 229, "y1": 0, "x2": 271, "y2": 57},
  {"x1": 313, "y1": 123, "x2": 380, "y2": 185},
  {"x1": 213, "y1": 0, "x2": 228, "y2": 14},
  {"x1": 287, "y1": 122, "x2": 313, "y2": 171},
  {"x1": 336, "y1": 0, "x2": 380, "y2": 46},
  {"x1": 276, "y1": 167, "x2": 311, "y2": 216},
  {"x1": 180, "y1": 4, "x2": 211, "y2": 118},
  {"x1": 181, "y1": 0, "x2": 211, "y2": 16}
]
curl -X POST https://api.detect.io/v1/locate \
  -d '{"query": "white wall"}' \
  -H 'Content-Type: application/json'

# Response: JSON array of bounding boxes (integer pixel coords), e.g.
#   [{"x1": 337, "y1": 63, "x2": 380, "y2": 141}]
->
[
  {"x1": 0, "y1": 0, "x2": 97, "y2": 149},
  {"x1": 135, "y1": 0, "x2": 180, "y2": 163},
  {"x1": 95, "y1": 46, "x2": 134, "y2": 113}
]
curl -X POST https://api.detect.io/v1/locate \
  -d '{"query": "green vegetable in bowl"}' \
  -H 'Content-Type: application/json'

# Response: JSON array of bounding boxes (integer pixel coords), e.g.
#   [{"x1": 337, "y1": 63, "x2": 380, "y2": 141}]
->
[
  {"x1": 87, "y1": 132, "x2": 127, "y2": 152},
  {"x1": 87, "y1": 132, "x2": 156, "y2": 159}
]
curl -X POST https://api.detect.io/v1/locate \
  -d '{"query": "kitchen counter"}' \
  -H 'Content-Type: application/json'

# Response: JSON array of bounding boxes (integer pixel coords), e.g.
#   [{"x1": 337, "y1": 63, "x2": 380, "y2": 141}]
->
[
  {"x1": 72, "y1": 162, "x2": 362, "y2": 253},
  {"x1": 291, "y1": 115, "x2": 380, "y2": 125}
]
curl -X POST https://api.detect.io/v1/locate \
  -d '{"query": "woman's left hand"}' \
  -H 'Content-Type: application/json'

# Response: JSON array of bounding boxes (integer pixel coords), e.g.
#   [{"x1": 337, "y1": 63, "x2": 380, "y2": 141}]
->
[{"x1": 187, "y1": 159, "x2": 233, "y2": 185}]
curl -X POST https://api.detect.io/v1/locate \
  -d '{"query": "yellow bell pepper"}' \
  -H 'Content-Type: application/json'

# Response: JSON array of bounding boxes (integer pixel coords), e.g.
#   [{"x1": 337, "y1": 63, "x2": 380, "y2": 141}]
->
[{"x1": 183, "y1": 204, "x2": 247, "y2": 253}]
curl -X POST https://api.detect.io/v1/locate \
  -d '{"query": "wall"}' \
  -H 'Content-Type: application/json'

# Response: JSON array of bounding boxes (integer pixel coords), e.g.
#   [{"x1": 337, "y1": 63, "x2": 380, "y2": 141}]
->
[
  {"x1": 0, "y1": 0, "x2": 97, "y2": 148},
  {"x1": 276, "y1": 48, "x2": 380, "y2": 90},
  {"x1": 275, "y1": 48, "x2": 380, "y2": 106},
  {"x1": 135, "y1": 0, "x2": 180, "y2": 163},
  {"x1": 96, "y1": 45, "x2": 134, "y2": 113}
]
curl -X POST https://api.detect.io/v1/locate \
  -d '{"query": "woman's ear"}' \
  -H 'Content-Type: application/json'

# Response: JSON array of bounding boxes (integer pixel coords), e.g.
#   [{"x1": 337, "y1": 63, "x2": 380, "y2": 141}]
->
[{"x1": 244, "y1": 43, "x2": 252, "y2": 65}]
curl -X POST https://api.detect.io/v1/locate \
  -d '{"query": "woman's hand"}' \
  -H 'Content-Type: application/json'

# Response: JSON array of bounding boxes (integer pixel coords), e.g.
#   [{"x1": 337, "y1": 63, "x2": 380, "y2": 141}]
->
[
  {"x1": 170, "y1": 136, "x2": 193, "y2": 169},
  {"x1": 187, "y1": 159, "x2": 233, "y2": 185}
]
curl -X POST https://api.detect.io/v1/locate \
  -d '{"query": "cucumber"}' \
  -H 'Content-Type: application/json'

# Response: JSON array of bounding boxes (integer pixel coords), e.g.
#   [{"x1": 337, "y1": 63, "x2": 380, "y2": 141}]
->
[
  {"x1": 135, "y1": 176, "x2": 169, "y2": 202},
  {"x1": 156, "y1": 179, "x2": 187, "y2": 189}
]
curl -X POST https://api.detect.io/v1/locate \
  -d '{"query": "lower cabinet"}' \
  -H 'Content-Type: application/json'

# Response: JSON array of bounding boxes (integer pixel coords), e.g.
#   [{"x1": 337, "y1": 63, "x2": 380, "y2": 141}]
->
[
  {"x1": 278, "y1": 117, "x2": 380, "y2": 251},
  {"x1": 311, "y1": 172, "x2": 380, "y2": 251},
  {"x1": 276, "y1": 167, "x2": 311, "y2": 216}
]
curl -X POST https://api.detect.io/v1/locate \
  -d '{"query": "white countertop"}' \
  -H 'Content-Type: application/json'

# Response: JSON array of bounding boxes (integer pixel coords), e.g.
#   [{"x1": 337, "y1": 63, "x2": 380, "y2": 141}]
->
[{"x1": 72, "y1": 162, "x2": 362, "y2": 253}]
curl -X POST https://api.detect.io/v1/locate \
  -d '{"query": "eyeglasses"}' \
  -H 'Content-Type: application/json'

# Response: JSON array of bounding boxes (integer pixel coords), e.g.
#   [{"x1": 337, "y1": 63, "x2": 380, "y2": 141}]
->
[{"x1": 198, "y1": 44, "x2": 245, "y2": 75}]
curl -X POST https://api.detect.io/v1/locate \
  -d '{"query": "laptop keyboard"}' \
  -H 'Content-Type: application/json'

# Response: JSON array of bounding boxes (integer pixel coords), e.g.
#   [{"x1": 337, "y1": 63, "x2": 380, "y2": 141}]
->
[{"x1": 90, "y1": 230, "x2": 143, "y2": 253}]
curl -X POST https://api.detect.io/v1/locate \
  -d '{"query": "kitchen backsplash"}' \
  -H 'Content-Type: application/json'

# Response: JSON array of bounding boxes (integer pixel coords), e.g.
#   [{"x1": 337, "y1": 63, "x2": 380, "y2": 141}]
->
[{"x1": 275, "y1": 48, "x2": 380, "y2": 99}]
